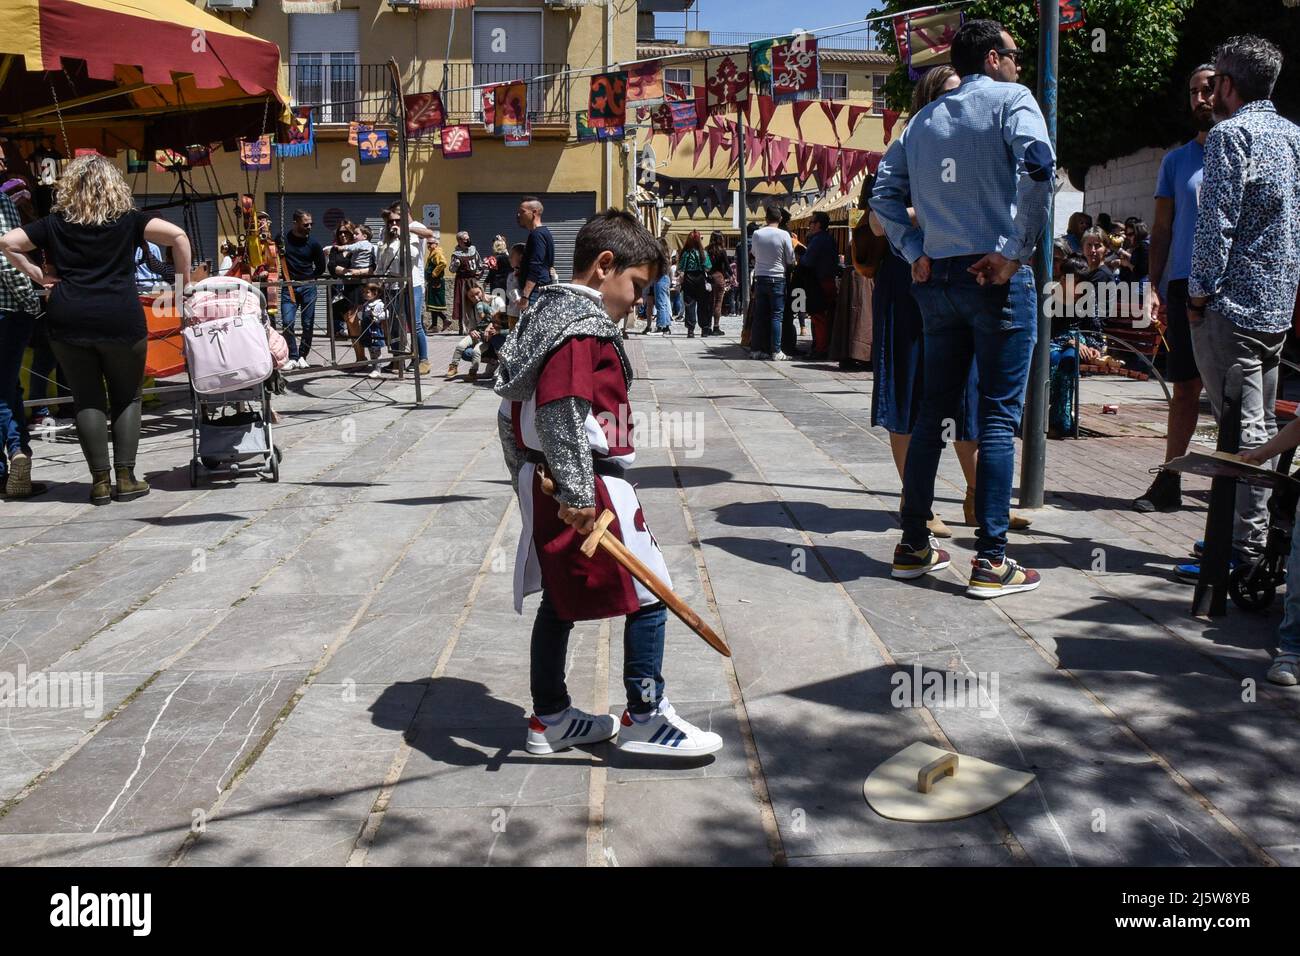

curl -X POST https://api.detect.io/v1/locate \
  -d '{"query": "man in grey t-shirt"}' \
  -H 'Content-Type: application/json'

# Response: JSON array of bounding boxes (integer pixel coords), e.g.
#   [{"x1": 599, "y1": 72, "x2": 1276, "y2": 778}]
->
[{"x1": 748, "y1": 205, "x2": 794, "y2": 359}]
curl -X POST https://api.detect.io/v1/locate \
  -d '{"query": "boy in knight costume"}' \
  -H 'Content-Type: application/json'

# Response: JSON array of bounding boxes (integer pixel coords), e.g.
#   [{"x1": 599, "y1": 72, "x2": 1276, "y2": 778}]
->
[{"x1": 495, "y1": 210, "x2": 724, "y2": 758}]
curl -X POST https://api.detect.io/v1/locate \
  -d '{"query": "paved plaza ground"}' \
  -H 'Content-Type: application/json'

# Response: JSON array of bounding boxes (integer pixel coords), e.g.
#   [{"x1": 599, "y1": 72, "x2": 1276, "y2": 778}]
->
[{"x1": 0, "y1": 317, "x2": 1293, "y2": 867}]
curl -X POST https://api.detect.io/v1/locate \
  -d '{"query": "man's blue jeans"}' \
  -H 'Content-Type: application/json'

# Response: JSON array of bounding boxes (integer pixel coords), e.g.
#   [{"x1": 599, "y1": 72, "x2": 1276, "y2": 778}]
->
[
  {"x1": 280, "y1": 283, "x2": 318, "y2": 361},
  {"x1": 752, "y1": 276, "x2": 785, "y2": 355},
  {"x1": 654, "y1": 275, "x2": 672, "y2": 331},
  {"x1": 530, "y1": 589, "x2": 667, "y2": 716},
  {"x1": 903, "y1": 256, "x2": 1037, "y2": 560},
  {"x1": 0, "y1": 310, "x2": 36, "y2": 477}
]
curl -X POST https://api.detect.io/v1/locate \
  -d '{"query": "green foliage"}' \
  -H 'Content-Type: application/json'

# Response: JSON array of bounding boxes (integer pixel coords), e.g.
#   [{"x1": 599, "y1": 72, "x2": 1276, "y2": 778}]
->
[{"x1": 871, "y1": 0, "x2": 1198, "y2": 172}]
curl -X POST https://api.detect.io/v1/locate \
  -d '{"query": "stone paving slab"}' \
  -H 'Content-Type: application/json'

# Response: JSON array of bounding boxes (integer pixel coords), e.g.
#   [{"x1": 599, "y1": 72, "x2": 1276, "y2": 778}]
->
[{"x1": 2, "y1": 321, "x2": 1296, "y2": 866}]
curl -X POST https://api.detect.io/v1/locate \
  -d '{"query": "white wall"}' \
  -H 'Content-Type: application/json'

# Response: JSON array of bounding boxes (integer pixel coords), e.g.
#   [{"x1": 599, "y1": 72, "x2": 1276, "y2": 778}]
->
[{"x1": 1082, "y1": 145, "x2": 1171, "y2": 227}]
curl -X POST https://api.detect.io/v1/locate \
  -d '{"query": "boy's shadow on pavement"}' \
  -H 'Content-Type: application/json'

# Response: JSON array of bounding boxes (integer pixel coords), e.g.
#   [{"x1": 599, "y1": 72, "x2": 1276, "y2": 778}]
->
[{"x1": 370, "y1": 677, "x2": 717, "y2": 772}]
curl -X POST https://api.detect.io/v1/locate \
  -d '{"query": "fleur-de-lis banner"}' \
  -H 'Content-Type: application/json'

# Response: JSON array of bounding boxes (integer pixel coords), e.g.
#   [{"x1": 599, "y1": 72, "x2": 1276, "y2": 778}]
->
[
  {"x1": 274, "y1": 107, "x2": 314, "y2": 158},
  {"x1": 589, "y1": 72, "x2": 628, "y2": 130},
  {"x1": 359, "y1": 129, "x2": 390, "y2": 165},
  {"x1": 239, "y1": 136, "x2": 272, "y2": 172},
  {"x1": 404, "y1": 91, "x2": 446, "y2": 138},
  {"x1": 185, "y1": 145, "x2": 212, "y2": 168},
  {"x1": 705, "y1": 55, "x2": 750, "y2": 113},
  {"x1": 771, "y1": 37, "x2": 819, "y2": 102},
  {"x1": 495, "y1": 81, "x2": 528, "y2": 137},
  {"x1": 441, "y1": 124, "x2": 473, "y2": 159},
  {"x1": 626, "y1": 61, "x2": 664, "y2": 107}
]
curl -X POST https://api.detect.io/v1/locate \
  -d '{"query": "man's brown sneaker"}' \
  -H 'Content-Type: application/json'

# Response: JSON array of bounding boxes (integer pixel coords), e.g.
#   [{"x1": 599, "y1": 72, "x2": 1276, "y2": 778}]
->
[{"x1": 966, "y1": 556, "x2": 1041, "y2": 599}]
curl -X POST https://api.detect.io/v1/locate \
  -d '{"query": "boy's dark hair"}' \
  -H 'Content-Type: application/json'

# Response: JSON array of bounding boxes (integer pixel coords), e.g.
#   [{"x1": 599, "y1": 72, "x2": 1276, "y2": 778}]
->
[
  {"x1": 572, "y1": 209, "x2": 668, "y2": 277},
  {"x1": 951, "y1": 19, "x2": 1005, "y2": 78},
  {"x1": 1059, "y1": 256, "x2": 1090, "y2": 278},
  {"x1": 363, "y1": 281, "x2": 384, "y2": 296},
  {"x1": 511, "y1": 242, "x2": 526, "y2": 255}
]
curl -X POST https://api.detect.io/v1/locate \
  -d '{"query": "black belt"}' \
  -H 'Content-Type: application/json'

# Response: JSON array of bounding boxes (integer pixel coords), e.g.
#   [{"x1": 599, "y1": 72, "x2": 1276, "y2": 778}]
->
[{"x1": 524, "y1": 449, "x2": 625, "y2": 479}]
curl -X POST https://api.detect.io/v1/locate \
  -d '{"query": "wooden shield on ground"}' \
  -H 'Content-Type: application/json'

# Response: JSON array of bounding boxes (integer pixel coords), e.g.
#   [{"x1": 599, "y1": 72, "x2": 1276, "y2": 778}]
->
[{"x1": 864, "y1": 742, "x2": 1035, "y2": 822}]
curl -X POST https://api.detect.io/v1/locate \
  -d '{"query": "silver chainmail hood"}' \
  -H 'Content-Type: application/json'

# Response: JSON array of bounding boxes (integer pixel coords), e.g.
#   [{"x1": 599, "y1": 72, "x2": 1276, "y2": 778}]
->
[{"x1": 493, "y1": 284, "x2": 632, "y2": 402}]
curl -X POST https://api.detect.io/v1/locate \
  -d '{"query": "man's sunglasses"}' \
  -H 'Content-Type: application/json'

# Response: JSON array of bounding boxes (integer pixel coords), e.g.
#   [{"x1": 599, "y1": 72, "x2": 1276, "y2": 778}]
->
[{"x1": 997, "y1": 48, "x2": 1024, "y2": 65}]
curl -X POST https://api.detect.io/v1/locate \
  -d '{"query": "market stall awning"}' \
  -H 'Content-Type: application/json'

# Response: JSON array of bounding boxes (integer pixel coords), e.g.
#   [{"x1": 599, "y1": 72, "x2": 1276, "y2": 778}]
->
[{"x1": 0, "y1": 0, "x2": 293, "y2": 152}]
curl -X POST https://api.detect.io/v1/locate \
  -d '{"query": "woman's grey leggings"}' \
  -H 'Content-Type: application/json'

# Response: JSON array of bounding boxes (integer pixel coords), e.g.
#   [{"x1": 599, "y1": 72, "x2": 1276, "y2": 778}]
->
[{"x1": 49, "y1": 337, "x2": 147, "y2": 473}]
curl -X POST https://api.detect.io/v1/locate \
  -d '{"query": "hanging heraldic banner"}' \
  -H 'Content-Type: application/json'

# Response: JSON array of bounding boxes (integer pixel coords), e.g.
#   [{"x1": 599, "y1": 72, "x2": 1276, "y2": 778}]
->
[
  {"x1": 441, "y1": 124, "x2": 473, "y2": 159},
  {"x1": 705, "y1": 54, "x2": 750, "y2": 113},
  {"x1": 239, "y1": 136, "x2": 272, "y2": 171},
  {"x1": 771, "y1": 36, "x2": 819, "y2": 100},
  {"x1": 589, "y1": 72, "x2": 628, "y2": 130},
  {"x1": 404, "y1": 91, "x2": 446, "y2": 138},
  {"x1": 627, "y1": 61, "x2": 664, "y2": 107},
  {"x1": 495, "y1": 81, "x2": 528, "y2": 138},
  {"x1": 359, "y1": 128, "x2": 390, "y2": 164}
]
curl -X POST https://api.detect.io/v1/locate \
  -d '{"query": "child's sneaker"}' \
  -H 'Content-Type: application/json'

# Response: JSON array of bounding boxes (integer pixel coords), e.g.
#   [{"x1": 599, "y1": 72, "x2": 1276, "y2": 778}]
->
[
  {"x1": 525, "y1": 706, "x2": 618, "y2": 755},
  {"x1": 966, "y1": 556, "x2": 1041, "y2": 599},
  {"x1": 368, "y1": 369, "x2": 382, "y2": 379},
  {"x1": 616, "y1": 700, "x2": 723, "y2": 757},
  {"x1": 1267, "y1": 653, "x2": 1300, "y2": 686},
  {"x1": 445, "y1": 363, "x2": 459, "y2": 381},
  {"x1": 891, "y1": 536, "x2": 951, "y2": 580}
]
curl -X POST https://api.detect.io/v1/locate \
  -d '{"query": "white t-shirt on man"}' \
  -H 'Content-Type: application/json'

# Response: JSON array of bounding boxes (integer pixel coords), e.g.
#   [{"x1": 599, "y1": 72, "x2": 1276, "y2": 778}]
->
[{"x1": 751, "y1": 224, "x2": 795, "y2": 278}]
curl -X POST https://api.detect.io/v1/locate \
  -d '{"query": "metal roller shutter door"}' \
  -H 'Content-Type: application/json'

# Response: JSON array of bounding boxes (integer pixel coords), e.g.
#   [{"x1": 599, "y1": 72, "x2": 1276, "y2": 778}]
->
[
  {"x1": 135, "y1": 193, "x2": 220, "y2": 271},
  {"x1": 266, "y1": 191, "x2": 400, "y2": 326},
  {"x1": 456, "y1": 192, "x2": 596, "y2": 284}
]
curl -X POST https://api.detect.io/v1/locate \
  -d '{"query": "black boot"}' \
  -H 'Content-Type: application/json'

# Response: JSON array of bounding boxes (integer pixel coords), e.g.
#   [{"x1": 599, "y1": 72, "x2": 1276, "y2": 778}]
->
[{"x1": 1133, "y1": 469, "x2": 1182, "y2": 513}]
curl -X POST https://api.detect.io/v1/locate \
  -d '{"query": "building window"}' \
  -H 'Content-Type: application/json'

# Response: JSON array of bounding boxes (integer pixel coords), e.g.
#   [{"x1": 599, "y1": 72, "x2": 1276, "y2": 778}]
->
[
  {"x1": 289, "y1": 12, "x2": 360, "y2": 125},
  {"x1": 821, "y1": 72, "x2": 848, "y2": 101},
  {"x1": 664, "y1": 67, "x2": 693, "y2": 101},
  {"x1": 872, "y1": 74, "x2": 887, "y2": 115}
]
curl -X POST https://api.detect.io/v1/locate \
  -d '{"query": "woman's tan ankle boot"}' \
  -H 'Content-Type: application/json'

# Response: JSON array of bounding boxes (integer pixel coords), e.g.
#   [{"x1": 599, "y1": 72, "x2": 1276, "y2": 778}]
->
[
  {"x1": 114, "y1": 466, "x2": 150, "y2": 502},
  {"x1": 90, "y1": 469, "x2": 113, "y2": 505}
]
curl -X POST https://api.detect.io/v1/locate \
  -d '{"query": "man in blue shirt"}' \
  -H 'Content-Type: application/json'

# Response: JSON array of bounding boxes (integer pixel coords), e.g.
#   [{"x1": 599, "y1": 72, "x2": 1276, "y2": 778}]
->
[
  {"x1": 1132, "y1": 64, "x2": 1216, "y2": 517},
  {"x1": 1186, "y1": 35, "x2": 1300, "y2": 576},
  {"x1": 517, "y1": 197, "x2": 555, "y2": 312},
  {"x1": 276, "y1": 209, "x2": 327, "y2": 368},
  {"x1": 872, "y1": 18, "x2": 1054, "y2": 600}
]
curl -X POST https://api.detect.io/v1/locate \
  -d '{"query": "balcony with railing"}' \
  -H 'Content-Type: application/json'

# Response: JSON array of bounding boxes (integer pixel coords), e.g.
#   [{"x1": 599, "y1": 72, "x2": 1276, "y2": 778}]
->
[{"x1": 288, "y1": 61, "x2": 571, "y2": 132}]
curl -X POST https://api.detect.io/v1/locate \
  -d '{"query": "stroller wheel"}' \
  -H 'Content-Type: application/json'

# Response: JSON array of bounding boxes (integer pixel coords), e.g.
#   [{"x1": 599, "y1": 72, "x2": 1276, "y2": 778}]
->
[
  {"x1": 1229, "y1": 562, "x2": 1276, "y2": 612},
  {"x1": 201, "y1": 456, "x2": 221, "y2": 470}
]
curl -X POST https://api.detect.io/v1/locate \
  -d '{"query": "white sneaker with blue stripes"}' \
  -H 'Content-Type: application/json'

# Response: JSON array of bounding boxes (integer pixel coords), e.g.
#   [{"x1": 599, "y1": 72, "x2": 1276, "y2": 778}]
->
[
  {"x1": 525, "y1": 706, "x2": 619, "y2": 755},
  {"x1": 617, "y1": 700, "x2": 723, "y2": 757}
]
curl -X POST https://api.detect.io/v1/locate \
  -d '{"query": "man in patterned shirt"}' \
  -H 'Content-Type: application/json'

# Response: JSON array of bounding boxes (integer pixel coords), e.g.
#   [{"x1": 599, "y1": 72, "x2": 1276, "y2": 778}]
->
[
  {"x1": 1183, "y1": 35, "x2": 1300, "y2": 579},
  {"x1": 0, "y1": 173, "x2": 46, "y2": 499}
]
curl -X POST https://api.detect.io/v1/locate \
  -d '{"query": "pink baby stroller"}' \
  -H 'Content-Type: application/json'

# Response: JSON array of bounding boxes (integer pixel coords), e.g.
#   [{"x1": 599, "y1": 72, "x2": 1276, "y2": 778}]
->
[{"x1": 182, "y1": 277, "x2": 281, "y2": 486}]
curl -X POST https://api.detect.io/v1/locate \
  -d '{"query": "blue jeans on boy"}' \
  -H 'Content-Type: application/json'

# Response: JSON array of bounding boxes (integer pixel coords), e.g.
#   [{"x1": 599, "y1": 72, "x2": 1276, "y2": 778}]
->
[
  {"x1": 0, "y1": 311, "x2": 35, "y2": 479},
  {"x1": 903, "y1": 255, "x2": 1037, "y2": 561},
  {"x1": 530, "y1": 589, "x2": 667, "y2": 716},
  {"x1": 280, "y1": 283, "x2": 318, "y2": 361}
]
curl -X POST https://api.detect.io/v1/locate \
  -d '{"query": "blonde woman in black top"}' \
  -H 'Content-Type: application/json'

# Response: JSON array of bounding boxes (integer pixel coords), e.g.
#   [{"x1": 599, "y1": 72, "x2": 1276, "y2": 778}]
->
[{"x1": 0, "y1": 154, "x2": 191, "y2": 504}]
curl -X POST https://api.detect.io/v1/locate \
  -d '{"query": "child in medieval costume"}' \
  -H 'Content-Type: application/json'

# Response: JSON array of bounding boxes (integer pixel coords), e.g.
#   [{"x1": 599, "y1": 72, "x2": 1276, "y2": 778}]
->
[{"x1": 494, "y1": 210, "x2": 724, "y2": 758}]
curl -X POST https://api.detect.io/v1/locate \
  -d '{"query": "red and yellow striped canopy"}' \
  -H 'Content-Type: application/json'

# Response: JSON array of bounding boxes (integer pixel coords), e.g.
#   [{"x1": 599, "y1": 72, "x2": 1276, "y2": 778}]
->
[{"x1": 0, "y1": 0, "x2": 293, "y2": 152}]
